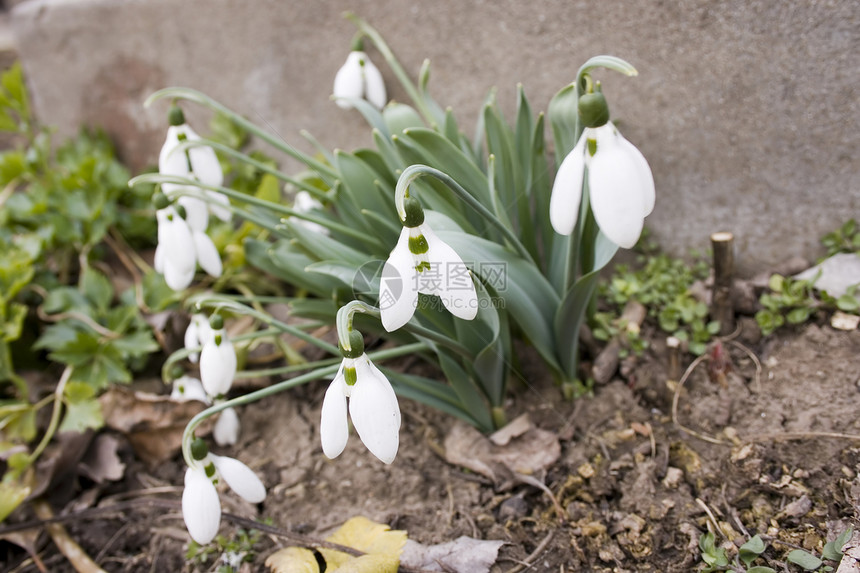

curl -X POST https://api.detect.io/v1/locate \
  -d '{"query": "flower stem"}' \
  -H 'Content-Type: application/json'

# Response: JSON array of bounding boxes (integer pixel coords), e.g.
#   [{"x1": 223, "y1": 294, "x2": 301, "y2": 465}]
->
[
  {"x1": 180, "y1": 342, "x2": 428, "y2": 466},
  {"x1": 28, "y1": 366, "x2": 72, "y2": 465},
  {"x1": 394, "y1": 164, "x2": 536, "y2": 263}
]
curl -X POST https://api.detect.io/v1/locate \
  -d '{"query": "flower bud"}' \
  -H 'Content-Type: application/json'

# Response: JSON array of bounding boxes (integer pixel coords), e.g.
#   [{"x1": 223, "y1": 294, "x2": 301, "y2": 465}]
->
[
  {"x1": 153, "y1": 191, "x2": 171, "y2": 210},
  {"x1": 578, "y1": 91, "x2": 610, "y2": 128},
  {"x1": 190, "y1": 437, "x2": 209, "y2": 460},
  {"x1": 168, "y1": 105, "x2": 186, "y2": 127},
  {"x1": 340, "y1": 330, "x2": 365, "y2": 359},
  {"x1": 402, "y1": 196, "x2": 425, "y2": 228}
]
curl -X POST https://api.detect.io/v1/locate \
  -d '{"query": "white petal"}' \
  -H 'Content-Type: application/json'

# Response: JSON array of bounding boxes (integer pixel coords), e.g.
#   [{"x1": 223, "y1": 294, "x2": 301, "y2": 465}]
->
[
  {"x1": 588, "y1": 131, "x2": 647, "y2": 249},
  {"x1": 420, "y1": 224, "x2": 477, "y2": 320},
  {"x1": 379, "y1": 227, "x2": 419, "y2": 332},
  {"x1": 178, "y1": 195, "x2": 210, "y2": 232},
  {"x1": 213, "y1": 407, "x2": 240, "y2": 446},
  {"x1": 333, "y1": 52, "x2": 365, "y2": 109},
  {"x1": 210, "y1": 454, "x2": 266, "y2": 503},
  {"x1": 549, "y1": 136, "x2": 586, "y2": 235},
  {"x1": 293, "y1": 191, "x2": 321, "y2": 213},
  {"x1": 200, "y1": 332, "x2": 236, "y2": 396},
  {"x1": 320, "y1": 373, "x2": 349, "y2": 459},
  {"x1": 206, "y1": 190, "x2": 232, "y2": 222},
  {"x1": 349, "y1": 356, "x2": 401, "y2": 464},
  {"x1": 188, "y1": 143, "x2": 224, "y2": 189},
  {"x1": 361, "y1": 55, "x2": 387, "y2": 110},
  {"x1": 171, "y1": 375, "x2": 209, "y2": 403},
  {"x1": 161, "y1": 209, "x2": 197, "y2": 275},
  {"x1": 163, "y1": 257, "x2": 196, "y2": 291},
  {"x1": 153, "y1": 243, "x2": 165, "y2": 273},
  {"x1": 192, "y1": 231, "x2": 223, "y2": 278},
  {"x1": 616, "y1": 133, "x2": 656, "y2": 216},
  {"x1": 159, "y1": 126, "x2": 190, "y2": 178},
  {"x1": 182, "y1": 466, "x2": 221, "y2": 545}
]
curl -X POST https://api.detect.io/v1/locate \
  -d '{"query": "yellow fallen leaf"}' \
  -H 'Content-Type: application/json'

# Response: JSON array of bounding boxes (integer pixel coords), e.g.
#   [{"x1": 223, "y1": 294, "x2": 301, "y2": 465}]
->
[
  {"x1": 265, "y1": 546, "x2": 319, "y2": 573},
  {"x1": 321, "y1": 516, "x2": 406, "y2": 573}
]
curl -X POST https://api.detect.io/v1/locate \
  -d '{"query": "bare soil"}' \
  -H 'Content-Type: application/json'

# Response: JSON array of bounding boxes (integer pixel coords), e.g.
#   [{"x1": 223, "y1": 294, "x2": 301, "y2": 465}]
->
[{"x1": 3, "y1": 319, "x2": 860, "y2": 572}]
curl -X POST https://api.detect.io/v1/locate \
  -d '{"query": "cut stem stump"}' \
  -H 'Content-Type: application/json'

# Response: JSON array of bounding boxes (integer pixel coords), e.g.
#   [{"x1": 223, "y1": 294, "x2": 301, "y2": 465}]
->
[{"x1": 710, "y1": 232, "x2": 735, "y2": 336}]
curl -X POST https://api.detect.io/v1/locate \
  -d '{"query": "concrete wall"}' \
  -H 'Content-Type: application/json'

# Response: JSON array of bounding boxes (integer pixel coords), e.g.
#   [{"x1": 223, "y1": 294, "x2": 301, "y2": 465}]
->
[{"x1": 10, "y1": 0, "x2": 860, "y2": 270}]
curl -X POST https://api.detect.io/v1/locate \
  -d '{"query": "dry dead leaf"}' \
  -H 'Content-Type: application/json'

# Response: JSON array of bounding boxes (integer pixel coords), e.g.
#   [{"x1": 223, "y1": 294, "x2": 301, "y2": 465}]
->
[
  {"x1": 99, "y1": 386, "x2": 210, "y2": 465},
  {"x1": 400, "y1": 536, "x2": 505, "y2": 573},
  {"x1": 443, "y1": 419, "x2": 560, "y2": 487},
  {"x1": 78, "y1": 433, "x2": 125, "y2": 484},
  {"x1": 265, "y1": 546, "x2": 319, "y2": 573},
  {"x1": 321, "y1": 516, "x2": 406, "y2": 572},
  {"x1": 266, "y1": 517, "x2": 406, "y2": 573}
]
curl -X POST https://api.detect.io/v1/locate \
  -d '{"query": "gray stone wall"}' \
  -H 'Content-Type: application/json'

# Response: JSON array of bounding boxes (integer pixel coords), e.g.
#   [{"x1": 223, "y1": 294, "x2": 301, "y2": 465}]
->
[{"x1": 10, "y1": 0, "x2": 860, "y2": 270}]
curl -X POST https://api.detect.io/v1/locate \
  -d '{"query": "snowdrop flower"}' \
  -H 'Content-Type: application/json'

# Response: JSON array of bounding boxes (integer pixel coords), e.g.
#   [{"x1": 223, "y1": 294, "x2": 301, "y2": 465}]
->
[
  {"x1": 184, "y1": 313, "x2": 213, "y2": 363},
  {"x1": 549, "y1": 90, "x2": 655, "y2": 249},
  {"x1": 333, "y1": 50, "x2": 387, "y2": 110},
  {"x1": 291, "y1": 190, "x2": 330, "y2": 236},
  {"x1": 181, "y1": 440, "x2": 265, "y2": 545},
  {"x1": 159, "y1": 105, "x2": 231, "y2": 223},
  {"x1": 199, "y1": 316, "x2": 236, "y2": 398},
  {"x1": 212, "y1": 406, "x2": 240, "y2": 446},
  {"x1": 153, "y1": 203, "x2": 223, "y2": 291},
  {"x1": 320, "y1": 331, "x2": 400, "y2": 464},
  {"x1": 380, "y1": 198, "x2": 477, "y2": 332},
  {"x1": 170, "y1": 375, "x2": 210, "y2": 404}
]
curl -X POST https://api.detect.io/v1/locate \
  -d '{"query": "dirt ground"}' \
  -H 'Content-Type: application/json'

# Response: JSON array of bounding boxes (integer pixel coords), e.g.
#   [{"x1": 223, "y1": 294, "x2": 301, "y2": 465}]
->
[{"x1": 3, "y1": 317, "x2": 860, "y2": 572}]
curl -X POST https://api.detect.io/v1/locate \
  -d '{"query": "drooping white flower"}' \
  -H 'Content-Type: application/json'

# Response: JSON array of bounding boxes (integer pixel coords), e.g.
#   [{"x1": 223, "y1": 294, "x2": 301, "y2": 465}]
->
[
  {"x1": 154, "y1": 206, "x2": 196, "y2": 291},
  {"x1": 159, "y1": 122, "x2": 231, "y2": 222},
  {"x1": 320, "y1": 354, "x2": 401, "y2": 464},
  {"x1": 380, "y1": 223, "x2": 477, "y2": 332},
  {"x1": 154, "y1": 206, "x2": 223, "y2": 292},
  {"x1": 291, "y1": 190, "x2": 330, "y2": 236},
  {"x1": 333, "y1": 51, "x2": 387, "y2": 110},
  {"x1": 181, "y1": 453, "x2": 265, "y2": 545},
  {"x1": 212, "y1": 406, "x2": 240, "y2": 446},
  {"x1": 199, "y1": 327, "x2": 237, "y2": 397},
  {"x1": 549, "y1": 121, "x2": 655, "y2": 248},
  {"x1": 170, "y1": 375, "x2": 210, "y2": 404},
  {"x1": 184, "y1": 314, "x2": 214, "y2": 363}
]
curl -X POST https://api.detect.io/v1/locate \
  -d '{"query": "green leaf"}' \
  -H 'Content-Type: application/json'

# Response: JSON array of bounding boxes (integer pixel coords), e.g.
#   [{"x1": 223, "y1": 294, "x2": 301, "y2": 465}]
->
[
  {"x1": 58, "y1": 397, "x2": 103, "y2": 433},
  {"x1": 786, "y1": 307, "x2": 812, "y2": 324},
  {"x1": 822, "y1": 527, "x2": 852, "y2": 561},
  {"x1": 548, "y1": 83, "x2": 579, "y2": 166},
  {"x1": 0, "y1": 471, "x2": 32, "y2": 523},
  {"x1": 768, "y1": 274, "x2": 785, "y2": 293},
  {"x1": 836, "y1": 293, "x2": 859, "y2": 312},
  {"x1": 745, "y1": 568, "x2": 776, "y2": 573},
  {"x1": 786, "y1": 549, "x2": 823, "y2": 570},
  {"x1": 739, "y1": 534, "x2": 766, "y2": 566},
  {"x1": 80, "y1": 267, "x2": 114, "y2": 312}
]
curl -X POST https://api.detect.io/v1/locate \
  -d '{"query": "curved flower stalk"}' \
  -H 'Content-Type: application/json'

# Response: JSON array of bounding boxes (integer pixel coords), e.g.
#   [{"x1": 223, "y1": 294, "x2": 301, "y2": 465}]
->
[
  {"x1": 333, "y1": 48, "x2": 387, "y2": 110},
  {"x1": 549, "y1": 87, "x2": 655, "y2": 249},
  {"x1": 381, "y1": 184, "x2": 477, "y2": 332},
  {"x1": 321, "y1": 305, "x2": 401, "y2": 464},
  {"x1": 181, "y1": 439, "x2": 265, "y2": 545},
  {"x1": 159, "y1": 105, "x2": 231, "y2": 223}
]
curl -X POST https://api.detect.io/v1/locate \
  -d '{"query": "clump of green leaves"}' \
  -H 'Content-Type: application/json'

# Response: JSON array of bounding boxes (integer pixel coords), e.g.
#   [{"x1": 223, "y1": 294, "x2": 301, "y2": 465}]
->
[
  {"x1": 598, "y1": 251, "x2": 718, "y2": 354},
  {"x1": 755, "y1": 274, "x2": 819, "y2": 336},
  {"x1": 698, "y1": 528, "x2": 851, "y2": 573},
  {"x1": 820, "y1": 219, "x2": 860, "y2": 259},
  {"x1": 186, "y1": 526, "x2": 266, "y2": 573},
  {"x1": 755, "y1": 273, "x2": 859, "y2": 336},
  {"x1": 0, "y1": 62, "x2": 163, "y2": 521}
]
